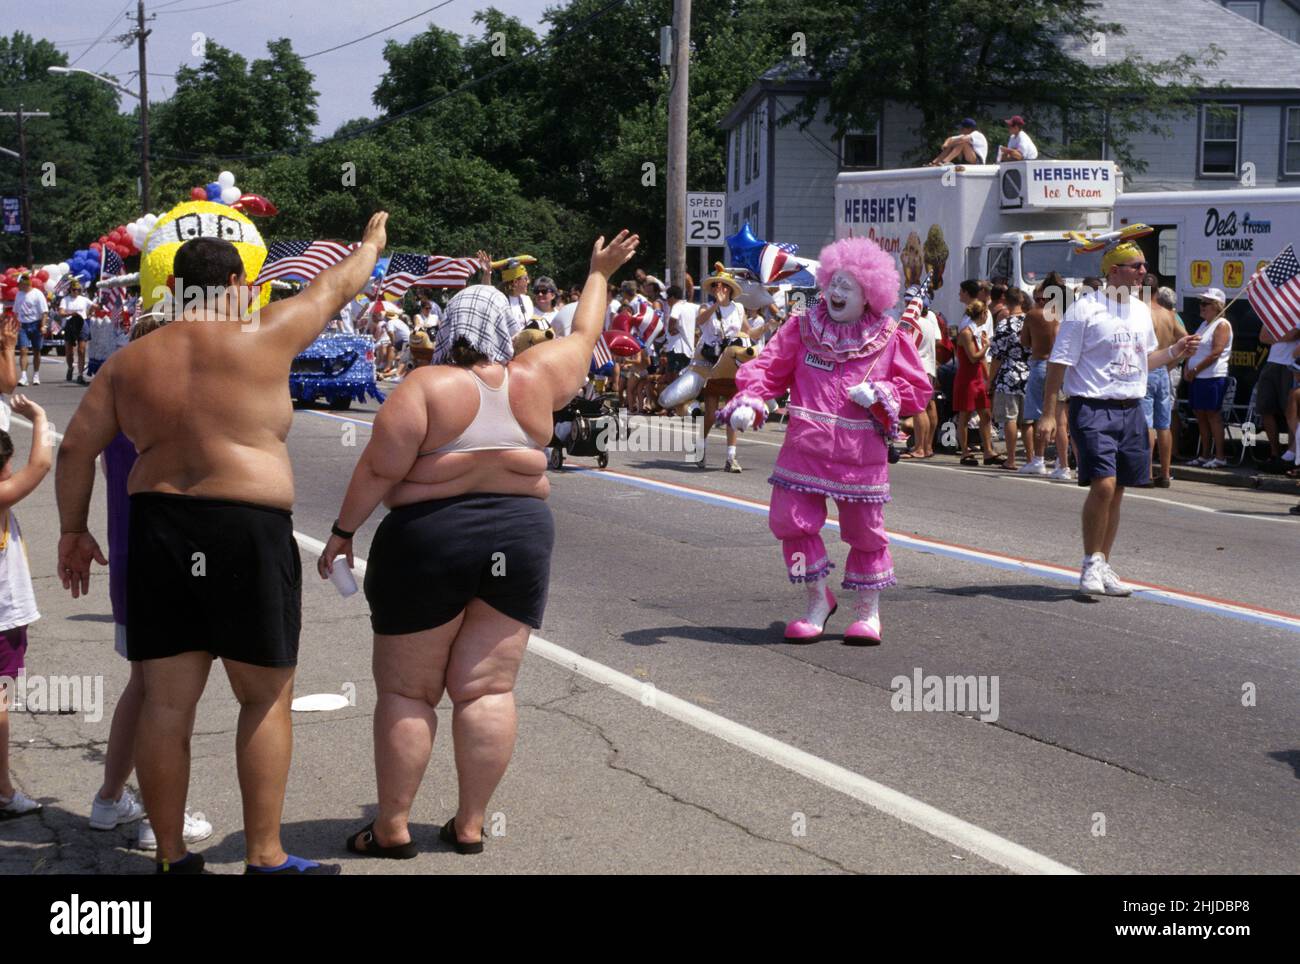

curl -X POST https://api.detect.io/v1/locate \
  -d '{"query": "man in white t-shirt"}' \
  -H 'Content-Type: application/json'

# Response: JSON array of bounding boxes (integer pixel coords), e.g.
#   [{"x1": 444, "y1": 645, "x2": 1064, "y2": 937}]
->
[
  {"x1": 1040, "y1": 241, "x2": 1199, "y2": 596},
  {"x1": 997, "y1": 116, "x2": 1038, "y2": 162},
  {"x1": 58, "y1": 280, "x2": 93, "y2": 384},
  {"x1": 929, "y1": 118, "x2": 988, "y2": 165},
  {"x1": 13, "y1": 274, "x2": 48, "y2": 386},
  {"x1": 663, "y1": 285, "x2": 697, "y2": 376}
]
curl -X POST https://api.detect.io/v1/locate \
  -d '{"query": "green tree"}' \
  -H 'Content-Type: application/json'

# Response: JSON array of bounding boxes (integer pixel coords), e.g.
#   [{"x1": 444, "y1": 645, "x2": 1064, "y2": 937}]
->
[{"x1": 759, "y1": 0, "x2": 1217, "y2": 171}]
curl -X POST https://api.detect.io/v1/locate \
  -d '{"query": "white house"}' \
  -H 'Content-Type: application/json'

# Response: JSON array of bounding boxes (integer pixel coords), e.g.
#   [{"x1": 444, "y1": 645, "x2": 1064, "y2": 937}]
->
[{"x1": 721, "y1": 0, "x2": 1300, "y2": 255}]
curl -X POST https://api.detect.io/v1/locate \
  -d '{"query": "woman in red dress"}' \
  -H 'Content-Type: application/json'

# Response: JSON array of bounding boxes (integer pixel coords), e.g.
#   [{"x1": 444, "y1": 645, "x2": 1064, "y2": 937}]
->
[{"x1": 953, "y1": 299, "x2": 1000, "y2": 466}]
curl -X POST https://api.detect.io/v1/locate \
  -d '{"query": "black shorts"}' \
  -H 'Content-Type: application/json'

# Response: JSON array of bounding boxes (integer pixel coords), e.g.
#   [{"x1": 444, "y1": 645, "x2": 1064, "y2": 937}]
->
[
  {"x1": 62, "y1": 316, "x2": 84, "y2": 343},
  {"x1": 365, "y1": 493, "x2": 555, "y2": 634},
  {"x1": 126, "y1": 493, "x2": 302, "y2": 666}
]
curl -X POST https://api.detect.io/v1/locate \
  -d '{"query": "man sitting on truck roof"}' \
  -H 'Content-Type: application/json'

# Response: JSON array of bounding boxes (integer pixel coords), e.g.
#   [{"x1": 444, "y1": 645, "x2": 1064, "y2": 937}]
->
[
  {"x1": 997, "y1": 116, "x2": 1038, "y2": 162},
  {"x1": 928, "y1": 118, "x2": 988, "y2": 166}
]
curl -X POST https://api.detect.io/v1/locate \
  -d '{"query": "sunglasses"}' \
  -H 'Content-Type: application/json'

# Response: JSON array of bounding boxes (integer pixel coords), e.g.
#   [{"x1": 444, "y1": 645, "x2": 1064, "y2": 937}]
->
[{"x1": 1118, "y1": 261, "x2": 1148, "y2": 272}]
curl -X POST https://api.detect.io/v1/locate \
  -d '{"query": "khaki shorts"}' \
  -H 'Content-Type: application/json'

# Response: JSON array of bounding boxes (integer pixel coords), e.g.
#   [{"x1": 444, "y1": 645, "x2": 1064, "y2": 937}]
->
[{"x1": 993, "y1": 391, "x2": 1023, "y2": 424}]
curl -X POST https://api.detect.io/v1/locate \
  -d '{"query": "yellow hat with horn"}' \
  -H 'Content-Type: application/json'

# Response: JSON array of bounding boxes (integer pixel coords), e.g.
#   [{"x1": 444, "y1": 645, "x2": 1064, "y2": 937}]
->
[{"x1": 491, "y1": 254, "x2": 537, "y2": 282}]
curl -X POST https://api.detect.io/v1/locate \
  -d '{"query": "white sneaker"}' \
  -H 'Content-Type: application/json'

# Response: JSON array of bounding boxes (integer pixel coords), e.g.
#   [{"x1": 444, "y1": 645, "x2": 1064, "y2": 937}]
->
[
  {"x1": 1283, "y1": 450, "x2": 1296, "y2": 463},
  {"x1": 89, "y1": 787, "x2": 145, "y2": 830},
  {"x1": 0, "y1": 788, "x2": 42, "y2": 818},
  {"x1": 1099, "y1": 562, "x2": 1132, "y2": 597},
  {"x1": 31, "y1": 372, "x2": 39, "y2": 386},
  {"x1": 1050, "y1": 465, "x2": 1074, "y2": 481},
  {"x1": 1079, "y1": 554, "x2": 1106, "y2": 595},
  {"x1": 1018, "y1": 458, "x2": 1049, "y2": 475},
  {"x1": 17, "y1": 372, "x2": 27, "y2": 387},
  {"x1": 137, "y1": 811, "x2": 213, "y2": 850},
  {"x1": 1185, "y1": 456, "x2": 1206, "y2": 467},
  {"x1": 1202, "y1": 458, "x2": 1227, "y2": 469}
]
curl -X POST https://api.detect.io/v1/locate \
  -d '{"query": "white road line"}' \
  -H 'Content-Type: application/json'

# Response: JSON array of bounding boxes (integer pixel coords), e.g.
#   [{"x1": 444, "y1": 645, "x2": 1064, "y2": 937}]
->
[
  {"x1": 295, "y1": 529, "x2": 1081, "y2": 875},
  {"x1": 900, "y1": 459, "x2": 1300, "y2": 524}
]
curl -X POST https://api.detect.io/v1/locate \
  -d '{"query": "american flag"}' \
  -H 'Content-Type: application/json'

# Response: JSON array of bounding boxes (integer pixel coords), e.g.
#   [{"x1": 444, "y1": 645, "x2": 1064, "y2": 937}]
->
[
  {"x1": 255, "y1": 240, "x2": 357, "y2": 283},
  {"x1": 102, "y1": 248, "x2": 126, "y2": 278},
  {"x1": 382, "y1": 254, "x2": 479, "y2": 298},
  {"x1": 50, "y1": 273, "x2": 74, "y2": 301},
  {"x1": 97, "y1": 285, "x2": 127, "y2": 329},
  {"x1": 1249, "y1": 245, "x2": 1300, "y2": 342},
  {"x1": 898, "y1": 271, "x2": 933, "y2": 348},
  {"x1": 592, "y1": 336, "x2": 613, "y2": 369}
]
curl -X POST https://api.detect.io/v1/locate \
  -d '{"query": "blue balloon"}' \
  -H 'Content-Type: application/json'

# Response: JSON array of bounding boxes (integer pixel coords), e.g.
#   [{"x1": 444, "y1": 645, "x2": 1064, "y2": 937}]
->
[
  {"x1": 725, "y1": 222, "x2": 765, "y2": 273},
  {"x1": 206, "y1": 182, "x2": 222, "y2": 201}
]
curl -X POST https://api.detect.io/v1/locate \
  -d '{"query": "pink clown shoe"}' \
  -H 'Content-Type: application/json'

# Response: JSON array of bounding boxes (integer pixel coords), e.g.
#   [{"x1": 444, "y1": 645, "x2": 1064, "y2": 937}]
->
[
  {"x1": 784, "y1": 585, "x2": 837, "y2": 642},
  {"x1": 843, "y1": 588, "x2": 882, "y2": 646}
]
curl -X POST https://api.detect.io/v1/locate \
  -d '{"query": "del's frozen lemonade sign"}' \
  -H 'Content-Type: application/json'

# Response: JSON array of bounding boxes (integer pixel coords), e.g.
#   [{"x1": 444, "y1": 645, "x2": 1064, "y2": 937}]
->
[
  {"x1": 1190, "y1": 207, "x2": 1273, "y2": 289},
  {"x1": 1002, "y1": 161, "x2": 1117, "y2": 210}
]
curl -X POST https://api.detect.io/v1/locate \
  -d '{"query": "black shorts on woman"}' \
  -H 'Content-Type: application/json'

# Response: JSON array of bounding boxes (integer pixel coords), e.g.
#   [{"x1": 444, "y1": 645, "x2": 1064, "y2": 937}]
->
[{"x1": 365, "y1": 493, "x2": 555, "y2": 635}]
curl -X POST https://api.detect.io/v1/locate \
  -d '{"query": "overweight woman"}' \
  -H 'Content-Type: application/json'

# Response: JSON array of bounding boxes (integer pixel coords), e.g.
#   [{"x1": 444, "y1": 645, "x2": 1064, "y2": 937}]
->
[{"x1": 319, "y1": 231, "x2": 639, "y2": 858}]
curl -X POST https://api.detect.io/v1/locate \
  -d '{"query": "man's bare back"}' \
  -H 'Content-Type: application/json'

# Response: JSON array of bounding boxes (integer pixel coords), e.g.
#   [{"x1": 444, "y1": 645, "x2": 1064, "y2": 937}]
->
[
  {"x1": 60, "y1": 213, "x2": 388, "y2": 517},
  {"x1": 1150, "y1": 302, "x2": 1186, "y2": 366}
]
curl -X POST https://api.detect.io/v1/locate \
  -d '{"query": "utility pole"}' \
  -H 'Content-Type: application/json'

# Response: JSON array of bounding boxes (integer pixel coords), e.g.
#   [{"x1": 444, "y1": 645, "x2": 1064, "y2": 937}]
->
[
  {"x1": 133, "y1": 0, "x2": 152, "y2": 214},
  {"x1": 0, "y1": 104, "x2": 51, "y2": 267},
  {"x1": 665, "y1": 0, "x2": 690, "y2": 288}
]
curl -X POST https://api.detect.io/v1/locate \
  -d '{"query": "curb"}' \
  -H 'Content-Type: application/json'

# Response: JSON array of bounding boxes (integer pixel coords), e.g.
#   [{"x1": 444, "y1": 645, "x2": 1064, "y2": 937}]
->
[{"x1": 1173, "y1": 465, "x2": 1300, "y2": 494}]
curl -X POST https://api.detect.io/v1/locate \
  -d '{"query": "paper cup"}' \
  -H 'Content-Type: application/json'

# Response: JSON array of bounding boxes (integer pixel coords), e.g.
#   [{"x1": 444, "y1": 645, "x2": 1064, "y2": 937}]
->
[{"x1": 329, "y1": 562, "x2": 358, "y2": 597}]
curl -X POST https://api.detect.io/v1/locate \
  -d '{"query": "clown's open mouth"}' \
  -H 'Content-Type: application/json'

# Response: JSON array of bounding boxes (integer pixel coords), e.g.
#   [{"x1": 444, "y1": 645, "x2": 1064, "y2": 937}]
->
[{"x1": 829, "y1": 296, "x2": 846, "y2": 312}]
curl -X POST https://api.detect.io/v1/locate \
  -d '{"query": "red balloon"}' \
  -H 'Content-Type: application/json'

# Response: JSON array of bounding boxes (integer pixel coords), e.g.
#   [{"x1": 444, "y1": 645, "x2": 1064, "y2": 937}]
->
[
  {"x1": 89, "y1": 242, "x2": 101, "y2": 252},
  {"x1": 35, "y1": 270, "x2": 48, "y2": 281},
  {"x1": 603, "y1": 331, "x2": 641, "y2": 357},
  {"x1": 190, "y1": 187, "x2": 206, "y2": 200}
]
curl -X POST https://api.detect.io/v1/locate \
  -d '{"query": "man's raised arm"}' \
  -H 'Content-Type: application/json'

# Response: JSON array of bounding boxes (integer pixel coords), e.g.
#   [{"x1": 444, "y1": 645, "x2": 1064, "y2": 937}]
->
[{"x1": 261, "y1": 212, "x2": 389, "y2": 353}]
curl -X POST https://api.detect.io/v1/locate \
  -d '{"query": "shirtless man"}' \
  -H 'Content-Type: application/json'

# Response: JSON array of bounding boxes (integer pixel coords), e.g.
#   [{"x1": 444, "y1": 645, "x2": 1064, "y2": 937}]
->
[
  {"x1": 1017, "y1": 278, "x2": 1058, "y2": 474},
  {"x1": 1144, "y1": 276, "x2": 1187, "y2": 486},
  {"x1": 54, "y1": 212, "x2": 389, "y2": 875}
]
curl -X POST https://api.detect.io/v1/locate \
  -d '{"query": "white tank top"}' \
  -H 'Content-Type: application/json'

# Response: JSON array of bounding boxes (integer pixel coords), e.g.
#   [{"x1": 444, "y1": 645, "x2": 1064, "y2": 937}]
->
[
  {"x1": 1188, "y1": 317, "x2": 1233, "y2": 379},
  {"x1": 426, "y1": 368, "x2": 541, "y2": 454},
  {"x1": 0, "y1": 510, "x2": 40, "y2": 632}
]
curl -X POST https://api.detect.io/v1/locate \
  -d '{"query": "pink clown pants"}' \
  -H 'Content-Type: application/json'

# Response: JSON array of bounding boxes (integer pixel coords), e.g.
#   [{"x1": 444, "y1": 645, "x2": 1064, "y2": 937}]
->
[{"x1": 768, "y1": 486, "x2": 896, "y2": 590}]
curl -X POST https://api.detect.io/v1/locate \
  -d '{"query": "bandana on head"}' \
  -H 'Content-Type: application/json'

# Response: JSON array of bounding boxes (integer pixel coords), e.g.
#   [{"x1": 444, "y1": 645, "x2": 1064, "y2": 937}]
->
[
  {"x1": 1101, "y1": 240, "x2": 1144, "y2": 274},
  {"x1": 433, "y1": 285, "x2": 516, "y2": 365}
]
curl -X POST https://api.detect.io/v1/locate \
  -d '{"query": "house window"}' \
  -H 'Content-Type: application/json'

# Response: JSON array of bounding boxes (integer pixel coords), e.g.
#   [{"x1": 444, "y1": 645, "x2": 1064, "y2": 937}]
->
[
  {"x1": 750, "y1": 107, "x2": 761, "y2": 181},
  {"x1": 731, "y1": 130, "x2": 740, "y2": 191},
  {"x1": 1200, "y1": 104, "x2": 1240, "y2": 176},
  {"x1": 840, "y1": 123, "x2": 881, "y2": 169},
  {"x1": 1286, "y1": 107, "x2": 1300, "y2": 176},
  {"x1": 1223, "y1": 1, "x2": 1261, "y2": 22},
  {"x1": 743, "y1": 118, "x2": 751, "y2": 185}
]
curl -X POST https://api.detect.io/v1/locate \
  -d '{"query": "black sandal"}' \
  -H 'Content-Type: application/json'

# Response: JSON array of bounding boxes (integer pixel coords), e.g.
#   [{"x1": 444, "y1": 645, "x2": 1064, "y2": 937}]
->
[
  {"x1": 983, "y1": 454, "x2": 1006, "y2": 466},
  {"x1": 439, "y1": 817, "x2": 485, "y2": 855},
  {"x1": 346, "y1": 822, "x2": 418, "y2": 860},
  {"x1": 960, "y1": 454, "x2": 979, "y2": 466}
]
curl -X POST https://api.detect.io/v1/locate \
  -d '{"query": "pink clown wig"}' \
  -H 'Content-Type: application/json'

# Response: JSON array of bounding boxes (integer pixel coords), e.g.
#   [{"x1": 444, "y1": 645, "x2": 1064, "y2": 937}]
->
[{"x1": 815, "y1": 237, "x2": 900, "y2": 317}]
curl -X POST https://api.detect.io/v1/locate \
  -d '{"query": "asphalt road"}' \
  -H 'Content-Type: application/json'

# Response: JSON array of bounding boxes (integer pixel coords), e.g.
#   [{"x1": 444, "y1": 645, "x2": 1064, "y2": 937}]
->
[{"x1": 2, "y1": 377, "x2": 1296, "y2": 874}]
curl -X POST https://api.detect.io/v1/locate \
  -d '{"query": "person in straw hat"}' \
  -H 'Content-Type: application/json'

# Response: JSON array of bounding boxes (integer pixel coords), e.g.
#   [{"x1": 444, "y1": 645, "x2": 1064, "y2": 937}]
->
[{"x1": 696, "y1": 264, "x2": 766, "y2": 472}]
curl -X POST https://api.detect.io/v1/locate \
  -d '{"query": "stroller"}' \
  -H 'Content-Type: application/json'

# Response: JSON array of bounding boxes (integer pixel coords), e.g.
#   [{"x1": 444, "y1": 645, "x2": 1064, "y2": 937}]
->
[{"x1": 548, "y1": 389, "x2": 620, "y2": 470}]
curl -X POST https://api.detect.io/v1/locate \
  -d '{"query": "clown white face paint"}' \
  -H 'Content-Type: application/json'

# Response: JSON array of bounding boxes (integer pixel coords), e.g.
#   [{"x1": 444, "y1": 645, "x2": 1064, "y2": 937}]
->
[{"x1": 825, "y1": 270, "x2": 866, "y2": 323}]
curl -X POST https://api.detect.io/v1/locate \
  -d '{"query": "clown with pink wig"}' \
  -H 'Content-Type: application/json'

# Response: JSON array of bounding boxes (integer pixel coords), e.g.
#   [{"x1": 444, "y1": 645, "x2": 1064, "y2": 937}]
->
[{"x1": 717, "y1": 237, "x2": 933, "y2": 645}]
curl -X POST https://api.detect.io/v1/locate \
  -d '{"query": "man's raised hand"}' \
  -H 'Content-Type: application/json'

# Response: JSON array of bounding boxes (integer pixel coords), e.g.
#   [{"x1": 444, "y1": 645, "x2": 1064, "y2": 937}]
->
[
  {"x1": 590, "y1": 230, "x2": 640, "y2": 278},
  {"x1": 361, "y1": 212, "x2": 388, "y2": 252}
]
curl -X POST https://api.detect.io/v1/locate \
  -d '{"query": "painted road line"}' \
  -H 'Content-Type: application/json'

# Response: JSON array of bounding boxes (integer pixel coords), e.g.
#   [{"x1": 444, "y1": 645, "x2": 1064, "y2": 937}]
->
[
  {"x1": 579, "y1": 467, "x2": 1300, "y2": 635},
  {"x1": 296, "y1": 528, "x2": 1080, "y2": 875},
  {"x1": 900, "y1": 459, "x2": 1300, "y2": 525}
]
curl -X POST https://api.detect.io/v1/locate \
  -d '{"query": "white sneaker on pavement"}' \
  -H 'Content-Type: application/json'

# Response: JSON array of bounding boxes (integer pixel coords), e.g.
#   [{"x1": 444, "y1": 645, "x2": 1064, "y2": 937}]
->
[
  {"x1": 89, "y1": 787, "x2": 146, "y2": 829},
  {"x1": 1202, "y1": 457, "x2": 1227, "y2": 469},
  {"x1": 137, "y1": 811, "x2": 213, "y2": 850},
  {"x1": 1099, "y1": 562, "x2": 1132, "y2": 597},
  {"x1": 17, "y1": 372, "x2": 27, "y2": 387},
  {"x1": 0, "y1": 789, "x2": 42, "y2": 818},
  {"x1": 1050, "y1": 465, "x2": 1074, "y2": 481},
  {"x1": 1018, "y1": 458, "x2": 1049, "y2": 475},
  {"x1": 31, "y1": 372, "x2": 39, "y2": 385},
  {"x1": 1078, "y1": 553, "x2": 1106, "y2": 595}
]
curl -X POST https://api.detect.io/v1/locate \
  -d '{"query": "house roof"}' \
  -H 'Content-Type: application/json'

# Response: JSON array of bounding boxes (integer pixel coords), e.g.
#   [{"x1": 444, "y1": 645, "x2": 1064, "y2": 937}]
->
[
  {"x1": 720, "y1": 0, "x2": 1300, "y2": 130},
  {"x1": 1080, "y1": 0, "x2": 1300, "y2": 88}
]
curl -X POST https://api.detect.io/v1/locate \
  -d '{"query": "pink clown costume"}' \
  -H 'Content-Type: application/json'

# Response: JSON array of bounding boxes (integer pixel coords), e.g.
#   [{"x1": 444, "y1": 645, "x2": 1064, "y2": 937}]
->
[{"x1": 718, "y1": 237, "x2": 932, "y2": 645}]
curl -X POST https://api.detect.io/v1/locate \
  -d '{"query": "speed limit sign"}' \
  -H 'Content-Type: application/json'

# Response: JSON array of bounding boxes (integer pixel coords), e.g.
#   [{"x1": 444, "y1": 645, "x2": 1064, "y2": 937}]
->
[{"x1": 686, "y1": 192, "x2": 726, "y2": 246}]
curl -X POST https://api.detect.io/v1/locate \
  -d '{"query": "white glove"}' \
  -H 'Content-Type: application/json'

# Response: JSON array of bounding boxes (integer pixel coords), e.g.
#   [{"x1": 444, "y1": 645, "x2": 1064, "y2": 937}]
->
[
  {"x1": 848, "y1": 380, "x2": 877, "y2": 408},
  {"x1": 730, "y1": 406, "x2": 756, "y2": 432}
]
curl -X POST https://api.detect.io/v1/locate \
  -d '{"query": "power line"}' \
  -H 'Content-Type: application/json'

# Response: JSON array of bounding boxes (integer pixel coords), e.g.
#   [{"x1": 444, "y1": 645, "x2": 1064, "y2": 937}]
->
[
  {"x1": 150, "y1": 0, "x2": 630, "y2": 162},
  {"x1": 68, "y1": 2, "x2": 135, "y2": 67},
  {"x1": 300, "y1": 0, "x2": 458, "y2": 60},
  {"x1": 155, "y1": 0, "x2": 250, "y2": 14}
]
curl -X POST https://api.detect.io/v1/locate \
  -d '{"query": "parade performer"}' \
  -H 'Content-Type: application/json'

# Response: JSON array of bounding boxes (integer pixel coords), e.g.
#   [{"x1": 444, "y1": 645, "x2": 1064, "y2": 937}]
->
[
  {"x1": 697, "y1": 265, "x2": 765, "y2": 472},
  {"x1": 718, "y1": 237, "x2": 933, "y2": 644}
]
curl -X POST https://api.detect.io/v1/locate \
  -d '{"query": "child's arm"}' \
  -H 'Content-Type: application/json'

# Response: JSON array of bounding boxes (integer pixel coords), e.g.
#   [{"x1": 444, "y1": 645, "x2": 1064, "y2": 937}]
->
[{"x1": 0, "y1": 394, "x2": 53, "y2": 508}]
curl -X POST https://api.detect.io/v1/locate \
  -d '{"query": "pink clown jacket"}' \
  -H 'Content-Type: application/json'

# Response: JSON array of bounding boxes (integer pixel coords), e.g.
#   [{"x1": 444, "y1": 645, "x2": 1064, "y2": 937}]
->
[{"x1": 719, "y1": 303, "x2": 934, "y2": 502}]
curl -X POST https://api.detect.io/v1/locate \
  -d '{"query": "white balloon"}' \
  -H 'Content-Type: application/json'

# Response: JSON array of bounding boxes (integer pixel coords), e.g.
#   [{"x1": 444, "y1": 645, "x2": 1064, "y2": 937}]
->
[
  {"x1": 58, "y1": 262, "x2": 71, "y2": 274},
  {"x1": 44, "y1": 279, "x2": 58, "y2": 294},
  {"x1": 217, "y1": 170, "x2": 236, "y2": 189},
  {"x1": 220, "y1": 185, "x2": 241, "y2": 205}
]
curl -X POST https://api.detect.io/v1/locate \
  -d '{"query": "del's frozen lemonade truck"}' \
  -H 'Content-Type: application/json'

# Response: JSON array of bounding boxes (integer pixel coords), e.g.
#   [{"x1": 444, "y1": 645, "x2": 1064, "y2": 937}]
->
[
  {"x1": 835, "y1": 160, "x2": 1119, "y2": 327},
  {"x1": 1114, "y1": 187, "x2": 1300, "y2": 398}
]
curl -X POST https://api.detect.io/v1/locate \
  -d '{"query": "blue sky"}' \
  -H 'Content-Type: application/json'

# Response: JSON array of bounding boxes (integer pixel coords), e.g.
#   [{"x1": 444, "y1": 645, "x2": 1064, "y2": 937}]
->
[{"x1": 13, "y1": 0, "x2": 554, "y2": 136}]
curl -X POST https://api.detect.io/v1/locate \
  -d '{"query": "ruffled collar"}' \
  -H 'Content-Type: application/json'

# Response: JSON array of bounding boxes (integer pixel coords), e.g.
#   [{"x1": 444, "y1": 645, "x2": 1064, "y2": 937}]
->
[{"x1": 799, "y1": 299, "x2": 895, "y2": 363}]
